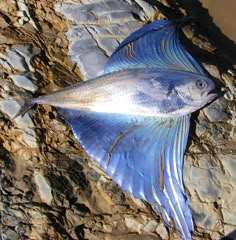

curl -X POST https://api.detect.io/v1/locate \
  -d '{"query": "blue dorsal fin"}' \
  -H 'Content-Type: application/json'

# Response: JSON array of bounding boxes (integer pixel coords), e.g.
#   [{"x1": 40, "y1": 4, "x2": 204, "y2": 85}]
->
[
  {"x1": 59, "y1": 108, "x2": 193, "y2": 239},
  {"x1": 104, "y1": 19, "x2": 205, "y2": 75}
]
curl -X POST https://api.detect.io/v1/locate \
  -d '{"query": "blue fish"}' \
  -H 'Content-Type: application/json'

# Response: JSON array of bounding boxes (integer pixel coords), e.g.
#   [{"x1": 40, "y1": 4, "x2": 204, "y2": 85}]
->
[{"x1": 17, "y1": 20, "x2": 217, "y2": 239}]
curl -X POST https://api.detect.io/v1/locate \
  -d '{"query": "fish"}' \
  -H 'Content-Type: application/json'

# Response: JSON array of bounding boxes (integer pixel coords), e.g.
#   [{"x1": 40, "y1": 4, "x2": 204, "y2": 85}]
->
[
  {"x1": 16, "y1": 20, "x2": 217, "y2": 240},
  {"x1": 17, "y1": 68, "x2": 216, "y2": 118}
]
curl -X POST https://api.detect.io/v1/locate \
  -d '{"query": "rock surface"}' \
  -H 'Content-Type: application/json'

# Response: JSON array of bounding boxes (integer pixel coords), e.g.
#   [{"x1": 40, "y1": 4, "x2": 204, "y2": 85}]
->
[{"x1": 0, "y1": 0, "x2": 236, "y2": 240}]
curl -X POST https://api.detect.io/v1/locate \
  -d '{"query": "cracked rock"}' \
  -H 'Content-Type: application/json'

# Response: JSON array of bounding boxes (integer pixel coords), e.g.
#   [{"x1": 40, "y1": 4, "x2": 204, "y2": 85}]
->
[{"x1": 0, "y1": 0, "x2": 236, "y2": 240}]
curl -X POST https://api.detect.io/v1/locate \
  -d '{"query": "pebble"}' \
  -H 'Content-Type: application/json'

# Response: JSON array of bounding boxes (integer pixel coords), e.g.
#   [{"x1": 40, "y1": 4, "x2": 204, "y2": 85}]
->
[
  {"x1": 224, "y1": 91, "x2": 234, "y2": 101},
  {"x1": 143, "y1": 220, "x2": 158, "y2": 233},
  {"x1": 155, "y1": 223, "x2": 168, "y2": 239},
  {"x1": 124, "y1": 216, "x2": 143, "y2": 233},
  {"x1": 202, "y1": 63, "x2": 220, "y2": 78}
]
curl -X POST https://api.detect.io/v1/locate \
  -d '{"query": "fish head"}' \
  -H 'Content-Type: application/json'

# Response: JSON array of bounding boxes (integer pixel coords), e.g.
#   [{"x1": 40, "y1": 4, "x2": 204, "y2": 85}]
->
[{"x1": 175, "y1": 72, "x2": 217, "y2": 109}]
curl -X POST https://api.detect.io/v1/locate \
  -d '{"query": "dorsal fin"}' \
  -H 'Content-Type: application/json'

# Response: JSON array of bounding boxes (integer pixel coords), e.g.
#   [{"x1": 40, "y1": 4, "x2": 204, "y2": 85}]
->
[{"x1": 104, "y1": 19, "x2": 205, "y2": 75}]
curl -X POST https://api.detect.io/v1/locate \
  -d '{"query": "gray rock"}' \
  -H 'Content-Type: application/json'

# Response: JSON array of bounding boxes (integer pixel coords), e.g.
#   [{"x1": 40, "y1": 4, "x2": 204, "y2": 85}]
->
[
  {"x1": 2, "y1": 45, "x2": 40, "y2": 72},
  {"x1": 3, "y1": 47, "x2": 29, "y2": 71},
  {"x1": 203, "y1": 98, "x2": 231, "y2": 122},
  {"x1": 10, "y1": 73, "x2": 38, "y2": 92},
  {"x1": 8, "y1": 209, "x2": 26, "y2": 221},
  {"x1": 34, "y1": 171, "x2": 53, "y2": 205},
  {"x1": 2, "y1": 227, "x2": 18, "y2": 240},
  {"x1": 184, "y1": 151, "x2": 236, "y2": 236},
  {"x1": 184, "y1": 155, "x2": 222, "y2": 202},
  {"x1": 0, "y1": 99, "x2": 34, "y2": 126},
  {"x1": 56, "y1": 0, "x2": 151, "y2": 24},
  {"x1": 56, "y1": 0, "x2": 157, "y2": 79},
  {"x1": 124, "y1": 215, "x2": 144, "y2": 233},
  {"x1": 0, "y1": 99, "x2": 38, "y2": 148},
  {"x1": 155, "y1": 223, "x2": 169, "y2": 240},
  {"x1": 220, "y1": 154, "x2": 236, "y2": 226},
  {"x1": 2, "y1": 214, "x2": 19, "y2": 227},
  {"x1": 143, "y1": 220, "x2": 158, "y2": 233},
  {"x1": 191, "y1": 202, "x2": 221, "y2": 234},
  {"x1": 16, "y1": 0, "x2": 38, "y2": 30},
  {"x1": 0, "y1": 44, "x2": 41, "y2": 152}
]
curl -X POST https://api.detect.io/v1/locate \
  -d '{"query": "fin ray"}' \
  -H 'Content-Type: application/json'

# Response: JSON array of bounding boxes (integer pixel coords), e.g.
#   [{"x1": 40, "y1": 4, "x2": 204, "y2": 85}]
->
[
  {"x1": 59, "y1": 108, "x2": 193, "y2": 239},
  {"x1": 105, "y1": 20, "x2": 204, "y2": 75}
]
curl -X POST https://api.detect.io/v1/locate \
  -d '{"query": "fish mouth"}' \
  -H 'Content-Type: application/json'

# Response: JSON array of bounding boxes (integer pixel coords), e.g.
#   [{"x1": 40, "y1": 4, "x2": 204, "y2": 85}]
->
[{"x1": 206, "y1": 88, "x2": 218, "y2": 103}]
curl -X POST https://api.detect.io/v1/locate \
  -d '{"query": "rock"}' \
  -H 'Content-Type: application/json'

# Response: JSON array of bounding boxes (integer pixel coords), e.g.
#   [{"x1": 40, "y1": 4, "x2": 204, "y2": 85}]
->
[
  {"x1": 184, "y1": 152, "x2": 236, "y2": 237},
  {"x1": 156, "y1": 223, "x2": 169, "y2": 240},
  {"x1": 2, "y1": 227, "x2": 19, "y2": 240},
  {"x1": 0, "y1": 99, "x2": 23, "y2": 119},
  {"x1": 34, "y1": 170, "x2": 53, "y2": 205},
  {"x1": 2, "y1": 214, "x2": 19, "y2": 227},
  {"x1": 143, "y1": 220, "x2": 158, "y2": 233},
  {"x1": 16, "y1": 0, "x2": 38, "y2": 30},
  {"x1": 223, "y1": 224, "x2": 236, "y2": 240},
  {"x1": 0, "y1": 99, "x2": 38, "y2": 148},
  {"x1": 1, "y1": 45, "x2": 40, "y2": 72},
  {"x1": 222, "y1": 73, "x2": 236, "y2": 95},
  {"x1": 124, "y1": 215, "x2": 143, "y2": 233},
  {"x1": 184, "y1": 155, "x2": 221, "y2": 202},
  {"x1": 202, "y1": 63, "x2": 220, "y2": 79},
  {"x1": 1, "y1": 0, "x2": 236, "y2": 240},
  {"x1": 191, "y1": 201, "x2": 221, "y2": 231},
  {"x1": 224, "y1": 91, "x2": 234, "y2": 101},
  {"x1": 10, "y1": 73, "x2": 38, "y2": 92},
  {"x1": 195, "y1": 111, "x2": 209, "y2": 138},
  {"x1": 203, "y1": 98, "x2": 231, "y2": 122},
  {"x1": 56, "y1": 0, "x2": 157, "y2": 79}
]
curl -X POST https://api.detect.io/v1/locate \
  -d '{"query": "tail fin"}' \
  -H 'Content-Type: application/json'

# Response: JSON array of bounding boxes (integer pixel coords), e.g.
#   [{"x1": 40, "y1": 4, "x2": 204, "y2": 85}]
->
[{"x1": 14, "y1": 98, "x2": 36, "y2": 118}]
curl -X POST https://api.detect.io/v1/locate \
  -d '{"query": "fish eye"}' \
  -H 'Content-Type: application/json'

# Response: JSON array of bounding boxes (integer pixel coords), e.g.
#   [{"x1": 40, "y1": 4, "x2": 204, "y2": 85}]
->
[{"x1": 196, "y1": 80, "x2": 206, "y2": 89}]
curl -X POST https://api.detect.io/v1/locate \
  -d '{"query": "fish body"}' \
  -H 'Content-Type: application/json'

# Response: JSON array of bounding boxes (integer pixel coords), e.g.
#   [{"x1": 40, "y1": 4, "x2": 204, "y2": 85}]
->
[{"x1": 27, "y1": 68, "x2": 216, "y2": 118}]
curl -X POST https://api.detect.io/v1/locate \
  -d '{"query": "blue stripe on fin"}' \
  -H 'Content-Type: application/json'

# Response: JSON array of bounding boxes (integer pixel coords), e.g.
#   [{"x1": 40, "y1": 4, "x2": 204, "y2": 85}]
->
[
  {"x1": 59, "y1": 108, "x2": 193, "y2": 239},
  {"x1": 104, "y1": 19, "x2": 205, "y2": 75}
]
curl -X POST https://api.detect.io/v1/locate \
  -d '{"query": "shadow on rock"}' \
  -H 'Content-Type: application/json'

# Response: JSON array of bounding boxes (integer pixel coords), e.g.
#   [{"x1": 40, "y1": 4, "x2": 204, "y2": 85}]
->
[
  {"x1": 173, "y1": 0, "x2": 236, "y2": 65},
  {"x1": 221, "y1": 229, "x2": 236, "y2": 240}
]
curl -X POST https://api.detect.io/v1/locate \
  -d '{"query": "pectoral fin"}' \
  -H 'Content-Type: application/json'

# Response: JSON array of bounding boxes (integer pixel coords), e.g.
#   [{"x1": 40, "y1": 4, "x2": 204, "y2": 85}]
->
[{"x1": 59, "y1": 108, "x2": 193, "y2": 239}]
